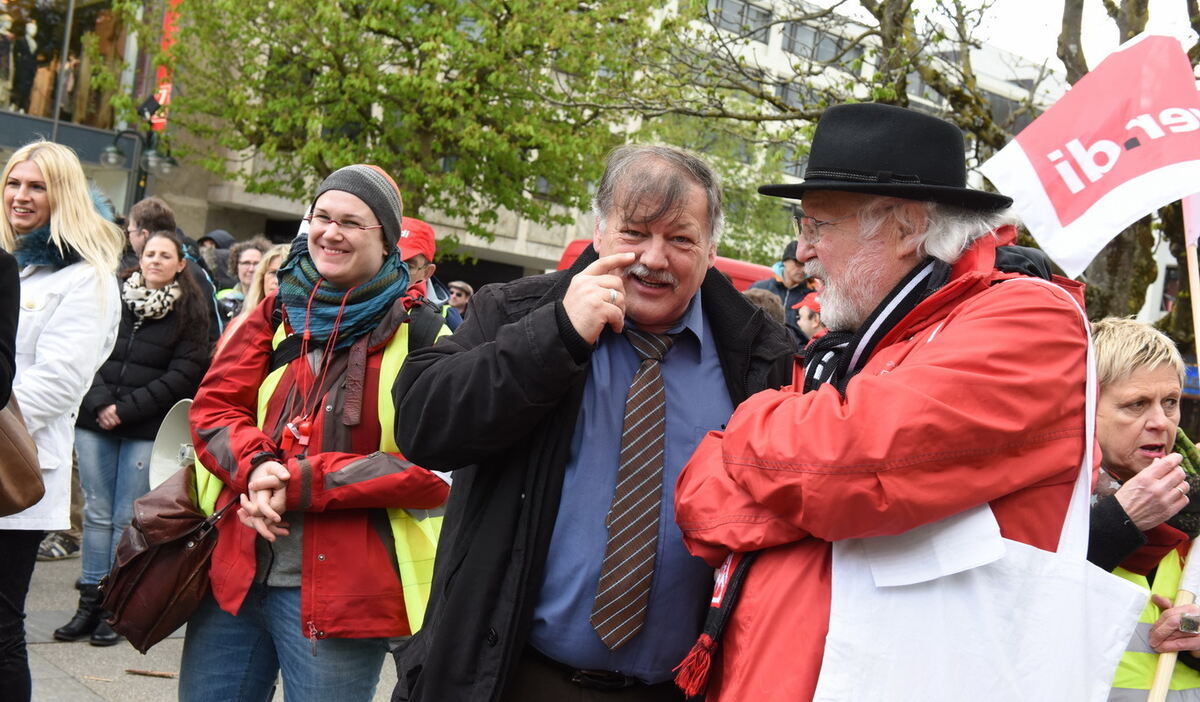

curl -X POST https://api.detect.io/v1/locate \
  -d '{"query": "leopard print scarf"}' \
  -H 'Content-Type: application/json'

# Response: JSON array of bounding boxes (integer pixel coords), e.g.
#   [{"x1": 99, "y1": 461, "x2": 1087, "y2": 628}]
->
[{"x1": 122, "y1": 271, "x2": 182, "y2": 320}]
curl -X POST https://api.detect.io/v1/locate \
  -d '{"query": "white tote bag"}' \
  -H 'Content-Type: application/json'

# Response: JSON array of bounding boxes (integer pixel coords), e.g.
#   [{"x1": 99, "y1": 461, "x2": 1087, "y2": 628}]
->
[{"x1": 813, "y1": 280, "x2": 1147, "y2": 702}]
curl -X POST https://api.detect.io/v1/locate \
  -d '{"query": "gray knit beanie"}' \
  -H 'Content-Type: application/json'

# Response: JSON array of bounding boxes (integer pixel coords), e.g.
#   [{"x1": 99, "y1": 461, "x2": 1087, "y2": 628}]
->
[{"x1": 312, "y1": 164, "x2": 404, "y2": 249}]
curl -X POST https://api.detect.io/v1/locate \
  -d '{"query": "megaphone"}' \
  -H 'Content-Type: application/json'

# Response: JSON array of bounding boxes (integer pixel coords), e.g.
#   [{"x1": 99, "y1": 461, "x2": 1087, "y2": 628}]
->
[{"x1": 149, "y1": 399, "x2": 194, "y2": 490}]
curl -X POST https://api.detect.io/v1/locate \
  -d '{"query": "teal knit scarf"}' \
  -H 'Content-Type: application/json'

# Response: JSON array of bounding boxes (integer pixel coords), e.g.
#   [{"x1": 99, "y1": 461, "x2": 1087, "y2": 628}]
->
[{"x1": 275, "y1": 233, "x2": 409, "y2": 350}]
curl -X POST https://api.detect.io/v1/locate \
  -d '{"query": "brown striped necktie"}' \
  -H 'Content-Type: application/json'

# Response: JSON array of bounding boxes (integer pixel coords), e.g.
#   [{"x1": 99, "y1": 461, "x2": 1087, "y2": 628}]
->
[{"x1": 590, "y1": 329, "x2": 674, "y2": 650}]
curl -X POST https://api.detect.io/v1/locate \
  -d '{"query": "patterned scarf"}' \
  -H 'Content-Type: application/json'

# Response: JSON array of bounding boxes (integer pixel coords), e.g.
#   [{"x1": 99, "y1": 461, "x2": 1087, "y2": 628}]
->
[
  {"x1": 803, "y1": 258, "x2": 949, "y2": 394},
  {"x1": 274, "y1": 232, "x2": 409, "y2": 350},
  {"x1": 122, "y1": 271, "x2": 182, "y2": 320}
]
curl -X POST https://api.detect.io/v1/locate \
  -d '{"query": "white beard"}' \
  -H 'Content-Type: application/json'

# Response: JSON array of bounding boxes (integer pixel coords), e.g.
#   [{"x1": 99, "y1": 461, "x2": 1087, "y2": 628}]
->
[{"x1": 805, "y1": 247, "x2": 888, "y2": 332}]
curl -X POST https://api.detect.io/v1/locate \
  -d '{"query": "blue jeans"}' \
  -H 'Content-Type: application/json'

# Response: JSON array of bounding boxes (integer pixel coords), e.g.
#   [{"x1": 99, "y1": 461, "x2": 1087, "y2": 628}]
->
[
  {"x1": 74, "y1": 428, "x2": 152, "y2": 585},
  {"x1": 178, "y1": 585, "x2": 388, "y2": 702}
]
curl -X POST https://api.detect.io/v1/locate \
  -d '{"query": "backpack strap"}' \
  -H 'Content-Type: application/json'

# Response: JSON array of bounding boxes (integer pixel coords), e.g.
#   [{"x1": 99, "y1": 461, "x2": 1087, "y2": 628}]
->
[
  {"x1": 267, "y1": 296, "x2": 302, "y2": 372},
  {"x1": 406, "y1": 298, "x2": 445, "y2": 353}
]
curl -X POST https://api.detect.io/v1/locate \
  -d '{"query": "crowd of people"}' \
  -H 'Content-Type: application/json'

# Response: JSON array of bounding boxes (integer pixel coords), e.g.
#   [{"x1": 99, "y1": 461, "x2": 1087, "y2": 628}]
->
[
  {"x1": 0, "y1": 141, "x2": 472, "y2": 700},
  {"x1": 0, "y1": 101, "x2": 1198, "y2": 702}
]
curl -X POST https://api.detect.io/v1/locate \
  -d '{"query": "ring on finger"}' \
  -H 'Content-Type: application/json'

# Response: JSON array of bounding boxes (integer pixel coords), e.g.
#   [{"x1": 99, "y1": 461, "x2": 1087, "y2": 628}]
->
[
  {"x1": 609, "y1": 289, "x2": 618, "y2": 304},
  {"x1": 1177, "y1": 485, "x2": 1189, "y2": 497},
  {"x1": 1181, "y1": 612, "x2": 1200, "y2": 634}
]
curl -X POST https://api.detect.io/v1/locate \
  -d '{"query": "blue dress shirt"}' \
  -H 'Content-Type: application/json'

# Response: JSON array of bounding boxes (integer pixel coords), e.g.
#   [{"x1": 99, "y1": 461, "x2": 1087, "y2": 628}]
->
[{"x1": 528, "y1": 291, "x2": 735, "y2": 683}]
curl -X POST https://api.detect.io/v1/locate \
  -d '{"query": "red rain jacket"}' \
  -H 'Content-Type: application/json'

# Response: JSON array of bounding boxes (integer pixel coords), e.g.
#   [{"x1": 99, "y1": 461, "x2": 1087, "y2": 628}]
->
[
  {"x1": 190, "y1": 293, "x2": 449, "y2": 640},
  {"x1": 675, "y1": 229, "x2": 1091, "y2": 701}
]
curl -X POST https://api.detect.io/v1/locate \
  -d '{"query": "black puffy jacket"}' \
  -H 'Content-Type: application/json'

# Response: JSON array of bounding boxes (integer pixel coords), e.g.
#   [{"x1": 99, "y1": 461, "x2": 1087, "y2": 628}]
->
[{"x1": 78, "y1": 298, "x2": 211, "y2": 441}]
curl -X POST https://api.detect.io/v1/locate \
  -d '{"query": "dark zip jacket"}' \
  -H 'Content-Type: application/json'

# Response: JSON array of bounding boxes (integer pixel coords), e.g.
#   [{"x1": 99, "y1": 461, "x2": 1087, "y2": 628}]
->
[
  {"x1": 390, "y1": 245, "x2": 795, "y2": 702},
  {"x1": 78, "y1": 300, "x2": 210, "y2": 440}
]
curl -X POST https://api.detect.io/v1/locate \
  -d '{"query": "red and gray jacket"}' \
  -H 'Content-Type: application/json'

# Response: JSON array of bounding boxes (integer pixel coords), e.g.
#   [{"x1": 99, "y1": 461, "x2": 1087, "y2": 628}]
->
[{"x1": 190, "y1": 292, "x2": 449, "y2": 640}]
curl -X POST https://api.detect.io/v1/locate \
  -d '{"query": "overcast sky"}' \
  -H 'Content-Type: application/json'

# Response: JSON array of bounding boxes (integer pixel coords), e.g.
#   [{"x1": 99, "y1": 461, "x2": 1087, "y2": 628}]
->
[{"x1": 976, "y1": 0, "x2": 1196, "y2": 70}]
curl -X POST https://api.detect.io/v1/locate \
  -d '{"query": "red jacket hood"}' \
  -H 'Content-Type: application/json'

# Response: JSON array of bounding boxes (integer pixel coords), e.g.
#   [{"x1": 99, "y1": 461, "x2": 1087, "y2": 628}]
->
[{"x1": 874, "y1": 226, "x2": 1084, "y2": 351}]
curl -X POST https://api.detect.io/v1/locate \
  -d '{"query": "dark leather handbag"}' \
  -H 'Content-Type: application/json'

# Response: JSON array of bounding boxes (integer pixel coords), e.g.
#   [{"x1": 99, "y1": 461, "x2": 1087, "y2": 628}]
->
[
  {"x1": 0, "y1": 397, "x2": 44, "y2": 517},
  {"x1": 99, "y1": 464, "x2": 233, "y2": 653}
]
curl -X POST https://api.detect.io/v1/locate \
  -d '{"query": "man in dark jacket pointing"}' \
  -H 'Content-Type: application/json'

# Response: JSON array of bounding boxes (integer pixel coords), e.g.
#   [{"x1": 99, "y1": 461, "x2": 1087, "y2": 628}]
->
[{"x1": 390, "y1": 144, "x2": 794, "y2": 702}]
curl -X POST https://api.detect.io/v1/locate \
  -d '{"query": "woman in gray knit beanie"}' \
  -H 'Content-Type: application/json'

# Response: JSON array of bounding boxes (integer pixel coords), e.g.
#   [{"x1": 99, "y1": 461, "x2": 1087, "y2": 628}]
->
[
  {"x1": 178, "y1": 163, "x2": 448, "y2": 701},
  {"x1": 312, "y1": 164, "x2": 404, "y2": 250}
]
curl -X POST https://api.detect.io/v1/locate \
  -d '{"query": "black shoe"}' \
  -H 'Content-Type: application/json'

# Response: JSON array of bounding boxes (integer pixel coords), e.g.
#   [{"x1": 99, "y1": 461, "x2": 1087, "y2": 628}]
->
[
  {"x1": 53, "y1": 583, "x2": 102, "y2": 641},
  {"x1": 89, "y1": 619, "x2": 122, "y2": 647}
]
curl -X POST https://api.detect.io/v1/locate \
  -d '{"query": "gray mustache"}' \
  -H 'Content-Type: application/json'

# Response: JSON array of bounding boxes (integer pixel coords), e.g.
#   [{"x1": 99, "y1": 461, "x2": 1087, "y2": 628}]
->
[{"x1": 624, "y1": 262, "x2": 679, "y2": 288}]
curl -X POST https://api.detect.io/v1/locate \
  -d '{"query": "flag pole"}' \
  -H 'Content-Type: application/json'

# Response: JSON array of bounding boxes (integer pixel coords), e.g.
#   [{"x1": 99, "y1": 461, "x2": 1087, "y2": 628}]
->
[{"x1": 1147, "y1": 236, "x2": 1200, "y2": 702}]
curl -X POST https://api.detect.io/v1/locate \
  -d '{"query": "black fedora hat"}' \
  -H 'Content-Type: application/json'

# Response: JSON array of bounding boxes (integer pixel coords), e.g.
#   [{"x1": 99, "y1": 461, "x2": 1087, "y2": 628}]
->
[{"x1": 759, "y1": 103, "x2": 1012, "y2": 211}]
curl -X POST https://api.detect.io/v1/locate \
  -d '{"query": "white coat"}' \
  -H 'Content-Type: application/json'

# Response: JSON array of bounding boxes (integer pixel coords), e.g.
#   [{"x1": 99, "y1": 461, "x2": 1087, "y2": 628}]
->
[{"x1": 1, "y1": 261, "x2": 119, "y2": 531}]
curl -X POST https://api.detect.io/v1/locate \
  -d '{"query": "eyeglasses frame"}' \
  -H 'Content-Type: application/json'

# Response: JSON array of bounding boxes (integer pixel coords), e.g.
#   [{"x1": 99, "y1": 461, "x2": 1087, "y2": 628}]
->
[{"x1": 792, "y1": 209, "x2": 856, "y2": 245}]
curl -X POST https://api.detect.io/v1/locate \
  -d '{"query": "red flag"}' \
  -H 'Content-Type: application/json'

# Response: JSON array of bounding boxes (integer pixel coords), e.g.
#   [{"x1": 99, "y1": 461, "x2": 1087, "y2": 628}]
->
[
  {"x1": 150, "y1": 0, "x2": 181, "y2": 132},
  {"x1": 981, "y1": 34, "x2": 1200, "y2": 278}
]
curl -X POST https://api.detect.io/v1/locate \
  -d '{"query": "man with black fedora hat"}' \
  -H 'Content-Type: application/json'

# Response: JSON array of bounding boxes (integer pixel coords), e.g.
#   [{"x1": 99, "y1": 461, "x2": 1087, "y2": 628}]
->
[{"x1": 672, "y1": 103, "x2": 1100, "y2": 700}]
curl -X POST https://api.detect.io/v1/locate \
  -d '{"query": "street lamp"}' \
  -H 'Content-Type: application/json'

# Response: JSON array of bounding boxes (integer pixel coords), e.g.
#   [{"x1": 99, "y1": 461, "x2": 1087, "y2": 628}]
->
[{"x1": 101, "y1": 96, "x2": 178, "y2": 202}]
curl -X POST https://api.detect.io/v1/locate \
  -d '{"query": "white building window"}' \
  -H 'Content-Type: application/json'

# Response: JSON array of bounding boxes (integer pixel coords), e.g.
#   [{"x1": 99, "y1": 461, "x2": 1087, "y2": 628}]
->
[
  {"x1": 709, "y1": 0, "x2": 773, "y2": 44},
  {"x1": 775, "y1": 82, "x2": 813, "y2": 110},
  {"x1": 783, "y1": 23, "x2": 863, "y2": 71}
]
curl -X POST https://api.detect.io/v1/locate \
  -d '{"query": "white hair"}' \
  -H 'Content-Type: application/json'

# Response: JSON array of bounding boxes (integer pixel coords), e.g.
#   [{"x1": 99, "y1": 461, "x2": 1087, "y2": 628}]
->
[{"x1": 857, "y1": 196, "x2": 1016, "y2": 265}]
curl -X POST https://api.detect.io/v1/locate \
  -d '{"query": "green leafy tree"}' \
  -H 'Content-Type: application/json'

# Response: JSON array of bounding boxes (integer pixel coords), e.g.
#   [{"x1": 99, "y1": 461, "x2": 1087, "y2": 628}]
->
[
  {"x1": 616, "y1": 0, "x2": 1186, "y2": 320},
  {"x1": 640, "y1": 110, "x2": 800, "y2": 265},
  {"x1": 126, "y1": 0, "x2": 663, "y2": 243},
  {"x1": 593, "y1": 0, "x2": 1055, "y2": 259},
  {"x1": 607, "y1": 0, "x2": 1049, "y2": 154}
]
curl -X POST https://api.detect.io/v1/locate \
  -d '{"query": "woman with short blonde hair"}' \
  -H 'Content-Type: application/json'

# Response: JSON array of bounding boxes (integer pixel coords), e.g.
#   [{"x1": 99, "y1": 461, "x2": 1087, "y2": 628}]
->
[
  {"x1": 1090, "y1": 317, "x2": 1200, "y2": 697},
  {"x1": 1092, "y1": 316, "x2": 1186, "y2": 389}
]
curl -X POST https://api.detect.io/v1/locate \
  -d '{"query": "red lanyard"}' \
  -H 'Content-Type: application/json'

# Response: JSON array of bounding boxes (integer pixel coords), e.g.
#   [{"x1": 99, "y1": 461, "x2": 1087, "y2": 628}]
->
[{"x1": 282, "y1": 279, "x2": 357, "y2": 453}]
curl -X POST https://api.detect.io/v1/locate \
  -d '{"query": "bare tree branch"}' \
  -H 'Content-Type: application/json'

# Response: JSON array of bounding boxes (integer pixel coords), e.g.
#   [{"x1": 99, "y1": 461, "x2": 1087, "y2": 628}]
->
[{"x1": 1058, "y1": 0, "x2": 1088, "y2": 84}]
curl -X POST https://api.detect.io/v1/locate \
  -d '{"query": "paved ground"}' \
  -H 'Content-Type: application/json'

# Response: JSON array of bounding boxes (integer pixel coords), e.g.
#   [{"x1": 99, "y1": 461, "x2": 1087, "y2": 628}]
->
[{"x1": 25, "y1": 557, "x2": 396, "y2": 701}]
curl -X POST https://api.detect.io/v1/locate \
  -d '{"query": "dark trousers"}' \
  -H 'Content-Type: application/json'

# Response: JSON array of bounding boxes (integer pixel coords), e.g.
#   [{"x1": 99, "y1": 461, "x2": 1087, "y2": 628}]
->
[
  {"x1": 0, "y1": 529, "x2": 43, "y2": 702},
  {"x1": 499, "y1": 646, "x2": 685, "y2": 702}
]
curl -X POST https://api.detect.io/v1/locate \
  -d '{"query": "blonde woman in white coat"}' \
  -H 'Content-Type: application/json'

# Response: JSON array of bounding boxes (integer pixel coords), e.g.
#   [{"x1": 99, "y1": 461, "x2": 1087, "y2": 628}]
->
[{"x1": 0, "y1": 140, "x2": 123, "y2": 701}]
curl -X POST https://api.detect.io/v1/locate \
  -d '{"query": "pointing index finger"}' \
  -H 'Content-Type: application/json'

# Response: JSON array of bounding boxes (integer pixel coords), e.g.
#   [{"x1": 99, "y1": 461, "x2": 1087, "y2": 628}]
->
[{"x1": 582, "y1": 252, "x2": 636, "y2": 276}]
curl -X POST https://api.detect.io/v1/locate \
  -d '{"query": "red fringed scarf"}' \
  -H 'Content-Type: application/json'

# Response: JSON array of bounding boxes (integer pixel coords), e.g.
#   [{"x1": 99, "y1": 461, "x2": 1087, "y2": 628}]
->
[{"x1": 674, "y1": 551, "x2": 757, "y2": 697}]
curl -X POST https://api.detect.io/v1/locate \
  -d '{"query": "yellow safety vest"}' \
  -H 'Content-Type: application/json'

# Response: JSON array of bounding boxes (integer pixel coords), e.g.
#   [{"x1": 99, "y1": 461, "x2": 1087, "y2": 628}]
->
[
  {"x1": 1112, "y1": 549, "x2": 1200, "y2": 694},
  {"x1": 195, "y1": 317, "x2": 449, "y2": 633}
]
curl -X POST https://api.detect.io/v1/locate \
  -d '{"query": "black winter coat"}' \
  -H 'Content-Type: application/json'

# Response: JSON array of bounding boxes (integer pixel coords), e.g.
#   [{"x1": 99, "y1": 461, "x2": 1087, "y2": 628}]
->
[
  {"x1": 0, "y1": 249, "x2": 17, "y2": 410},
  {"x1": 78, "y1": 298, "x2": 211, "y2": 441},
  {"x1": 390, "y1": 245, "x2": 796, "y2": 702}
]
